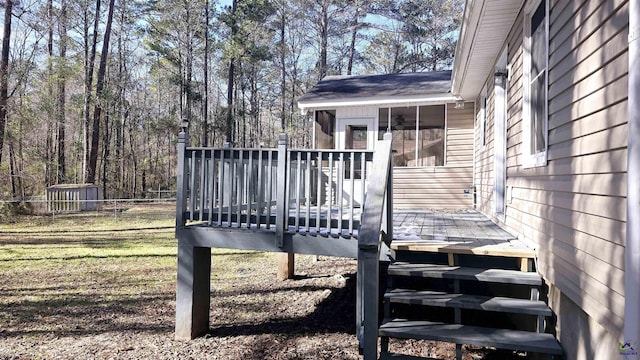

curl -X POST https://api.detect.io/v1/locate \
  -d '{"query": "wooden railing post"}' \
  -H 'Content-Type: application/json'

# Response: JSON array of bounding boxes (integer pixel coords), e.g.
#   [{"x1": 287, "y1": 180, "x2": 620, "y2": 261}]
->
[
  {"x1": 276, "y1": 134, "x2": 294, "y2": 280},
  {"x1": 276, "y1": 134, "x2": 288, "y2": 247},
  {"x1": 383, "y1": 132, "x2": 393, "y2": 245},
  {"x1": 176, "y1": 130, "x2": 189, "y2": 234},
  {"x1": 356, "y1": 137, "x2": 393, "y2": 360}
]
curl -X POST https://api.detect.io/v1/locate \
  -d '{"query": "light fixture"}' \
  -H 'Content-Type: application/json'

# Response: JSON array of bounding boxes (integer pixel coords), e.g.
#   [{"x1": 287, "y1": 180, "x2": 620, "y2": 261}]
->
[
  {"x1": 454, "y1": 100, "x2": 465, "y2": 109},
  {"x1": 180, "y1": 118, "x2": 189, "y2": 132},
  {"x1": 495, "y1": 71, "x2": 508, "y2": 86}
]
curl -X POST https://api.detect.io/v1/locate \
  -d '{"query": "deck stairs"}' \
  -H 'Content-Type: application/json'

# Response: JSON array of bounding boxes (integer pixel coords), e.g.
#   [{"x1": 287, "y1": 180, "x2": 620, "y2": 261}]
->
[{"x1": 378, "y1": 255, "x2": 563, "y2": 360}]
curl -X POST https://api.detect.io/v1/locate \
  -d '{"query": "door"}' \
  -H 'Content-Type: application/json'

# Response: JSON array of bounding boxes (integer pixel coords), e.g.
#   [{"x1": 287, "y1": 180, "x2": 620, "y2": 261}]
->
[{"x1": 335, "y1": 118, "x2": 376, "y2": 206}]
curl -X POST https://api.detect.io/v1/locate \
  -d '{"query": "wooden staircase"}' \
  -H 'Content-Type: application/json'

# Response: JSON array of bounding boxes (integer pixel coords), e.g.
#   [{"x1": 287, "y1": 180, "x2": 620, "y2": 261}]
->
[{"x1": 378, "y1": 261, "x2": 563, "y2": 359}]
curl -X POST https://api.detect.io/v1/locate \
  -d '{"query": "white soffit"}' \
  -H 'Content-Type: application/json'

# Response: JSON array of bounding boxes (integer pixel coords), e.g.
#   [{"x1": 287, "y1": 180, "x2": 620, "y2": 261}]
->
[{"x1": 452, "y1": 0, "x2": 524, "y2": 100}]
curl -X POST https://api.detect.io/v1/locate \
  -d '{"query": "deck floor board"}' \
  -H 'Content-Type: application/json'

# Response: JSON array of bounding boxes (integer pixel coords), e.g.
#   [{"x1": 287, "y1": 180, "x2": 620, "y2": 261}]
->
[{"x1": 392, "y1": 210, "x2": 534, "y2": 259}]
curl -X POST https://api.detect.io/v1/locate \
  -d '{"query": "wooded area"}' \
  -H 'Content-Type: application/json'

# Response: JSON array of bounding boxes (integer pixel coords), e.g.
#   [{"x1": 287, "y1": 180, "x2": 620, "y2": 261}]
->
[{"x1": 0, "y1": 0, "x2": 462, "y2": 200}]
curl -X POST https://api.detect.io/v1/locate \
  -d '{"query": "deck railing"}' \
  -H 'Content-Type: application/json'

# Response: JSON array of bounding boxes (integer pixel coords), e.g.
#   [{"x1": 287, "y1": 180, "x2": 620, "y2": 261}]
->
[
  {"x1": 175, "y1": 131, "x2": 393, "y2": 358},
  {"x1": 356, "y1": 133, "x2": 393, "y2": 360},
  {"x1": 176, "y1": 132, "x2": 375, "y2": 241}
]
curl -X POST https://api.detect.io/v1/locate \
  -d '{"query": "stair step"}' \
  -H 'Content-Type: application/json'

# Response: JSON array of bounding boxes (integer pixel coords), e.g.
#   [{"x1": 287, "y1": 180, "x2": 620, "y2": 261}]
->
[
  {"x1": 379, "y1": 319, "x2": 563, "y2": 355},
  {"x1": 379, "y1": 353, "x2": 437, "y2": 360},
  {"x1": 386, "y1": 289, "x2": 552, "y2": 316},
  {"x1": 388, "y1": 263, "x2": 541, "y2": 286}
]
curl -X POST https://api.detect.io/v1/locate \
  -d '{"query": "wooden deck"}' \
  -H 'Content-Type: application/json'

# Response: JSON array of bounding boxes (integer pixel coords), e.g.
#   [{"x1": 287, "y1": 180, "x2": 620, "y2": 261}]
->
[{"x1": 391, "y1": 211, "x2": 535, "y2": 271}]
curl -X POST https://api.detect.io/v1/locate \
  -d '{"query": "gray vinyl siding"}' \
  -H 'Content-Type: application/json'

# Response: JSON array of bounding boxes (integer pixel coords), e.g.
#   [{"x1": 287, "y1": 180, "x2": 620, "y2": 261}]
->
[
  {"x1": 394, "y1": 103, "x2": 474, "y2": 210},
  {"x1": 473, "y1": 0, "x2": 628, "y2": 341}
]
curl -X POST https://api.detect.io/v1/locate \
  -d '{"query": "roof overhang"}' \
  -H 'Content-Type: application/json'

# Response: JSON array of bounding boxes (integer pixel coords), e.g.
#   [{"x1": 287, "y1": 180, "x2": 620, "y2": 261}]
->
[
  {"x1": 451, "y1": 0, "x2": 525, "y2": 100},
  {"x1": 298, "y1": 93, "x2": 459, "y2": 114}
]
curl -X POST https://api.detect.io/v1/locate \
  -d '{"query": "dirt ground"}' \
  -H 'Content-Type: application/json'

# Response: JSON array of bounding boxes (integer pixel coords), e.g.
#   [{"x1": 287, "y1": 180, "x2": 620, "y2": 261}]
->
[{"x1": 0, "y1": 205, "x2": 526, "y2": 360}]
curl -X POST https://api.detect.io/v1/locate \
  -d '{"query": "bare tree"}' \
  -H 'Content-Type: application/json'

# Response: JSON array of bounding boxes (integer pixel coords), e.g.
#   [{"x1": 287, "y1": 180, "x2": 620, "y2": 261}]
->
[
  {"x1": 87, "y1": 0, "x2": 115, "y2": 184},
  {"x1": 0, "y1": 0, "x2": 13, "y2": 167}
]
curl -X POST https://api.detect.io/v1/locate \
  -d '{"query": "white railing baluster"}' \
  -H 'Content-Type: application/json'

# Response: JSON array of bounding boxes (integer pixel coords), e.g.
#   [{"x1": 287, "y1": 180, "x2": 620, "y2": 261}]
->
[
  {"x1": 189, "y1": 153, "x2": 196, "y2": 221},
  {"x1": 200, "y1": 149, "x2": 206, "y2": 221},
  {"x1": 218, "y1": 150, "x2": 225, "y2": 227},
  {"x1": 208, "y1": 151, "x2": 215, "y2": 225},
  {"x1": 295, "y1": 151, "x2": 302, "y2": 232},
  {"x1": 338, "y1": 152, "x2": 344, "y2": 236},
  {"x1": 327, "y1": 153, "x2": 333, "y2": 236},
  {"x1": 266, "y1": 150, "x2": 273, "y2": 229},
  {"x1": 247, "y1": 150, "x2": 254, "y2": 229},
  {"x1": 316, "y1": 152, "x2": 322, "y2": 234},
  {"x1": 306, "y1": 151, "x2": 311, "y2": 232},
  {"x1": 257, "y1": 150, "x2": 264, "y2": 229},
  {"x1": 227, "y1": 149, "x2": 234, "y2": 228},
  {"x1": 361, "y1": 151, "x2": 366, "y2": 210},
  {"x1": 237, "y1": 150, "x2": 244, "y2": 227},
  {"x1": 349, "y1": 152, "x2": 355, "y2": 235}
]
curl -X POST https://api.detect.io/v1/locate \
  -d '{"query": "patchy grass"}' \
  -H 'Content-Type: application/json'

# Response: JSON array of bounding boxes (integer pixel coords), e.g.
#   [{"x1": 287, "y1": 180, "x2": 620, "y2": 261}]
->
[{"x1": 0, "y1": 203, "x2": 363, "y2": 359}]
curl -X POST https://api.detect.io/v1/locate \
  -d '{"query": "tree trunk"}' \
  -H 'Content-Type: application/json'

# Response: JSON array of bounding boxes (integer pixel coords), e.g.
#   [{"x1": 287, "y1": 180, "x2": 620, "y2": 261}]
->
[
  {"x1": 45, "y1": 0, "x2": 54, "y2": 187},
  {"x1": 202, "y1": 0, "x2": 209, "y2": 146},
  {"x1": 225, "y1": 0, "x2": 237, "y2": 143},
  {"x1": 318, "y1": 0, "x2": 329, "y2": 80},
  {"x1": 280, "y1": 0, "x2": 286, "y2": 131},
  {"x1": 87, "y1": 0, "x2": 115, "y2": 184},
  {"x1": 57, "y1": 0, "x2": 68, "y2": 184},
  {"x1": 83, "y1": 0, "x2": 101, "y2": 183},
  {"x1": 347, "y1": 2, "x2": 360, "y2": 75},
  {"x1": 0, "y1": 0, "x2": 13, "y2": 167},
  {"x1": 8, "y1": 135, "x2": 17, "y2": 198}
]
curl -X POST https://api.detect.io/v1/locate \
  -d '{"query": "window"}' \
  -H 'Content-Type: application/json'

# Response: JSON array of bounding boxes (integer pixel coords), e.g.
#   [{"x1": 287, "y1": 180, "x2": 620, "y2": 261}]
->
[
  {"x1": 378, "y1": 105, "x2": 445, "y2": 167},
  {"x1": 523, "y1": 0, "x2": 548, "y2": 167}
]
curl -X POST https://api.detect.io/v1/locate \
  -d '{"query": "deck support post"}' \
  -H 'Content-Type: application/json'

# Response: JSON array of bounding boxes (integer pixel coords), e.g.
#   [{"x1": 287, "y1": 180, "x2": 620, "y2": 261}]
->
[
  {"x1": 358, "y1": 244, "x2": 380, "y2": 360},
  {"x1": 276, "y1": 134, "x2": 294, "y2": 280},
  {"x1": 175, "y1": 244, "x2": 211, "y2": 340}
]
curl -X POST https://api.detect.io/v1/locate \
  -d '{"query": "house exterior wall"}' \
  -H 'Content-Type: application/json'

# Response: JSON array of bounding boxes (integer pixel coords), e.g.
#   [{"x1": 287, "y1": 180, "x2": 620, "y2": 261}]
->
[{"x1": 472, "y1": 1, "x2": 629, "y2": 358}]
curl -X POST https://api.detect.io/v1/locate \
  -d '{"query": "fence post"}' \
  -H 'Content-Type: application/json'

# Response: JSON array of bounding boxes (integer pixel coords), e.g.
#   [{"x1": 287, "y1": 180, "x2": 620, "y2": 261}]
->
[{"x1": 176, "y1": 130, "x2": 189, "y2": 233}]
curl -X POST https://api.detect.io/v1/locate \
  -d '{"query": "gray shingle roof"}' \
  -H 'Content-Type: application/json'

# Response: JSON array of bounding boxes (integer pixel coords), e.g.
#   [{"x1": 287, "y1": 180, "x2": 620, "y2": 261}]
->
[{"x1": 298, "y1": 71, "x2": 452, "y2": 105}]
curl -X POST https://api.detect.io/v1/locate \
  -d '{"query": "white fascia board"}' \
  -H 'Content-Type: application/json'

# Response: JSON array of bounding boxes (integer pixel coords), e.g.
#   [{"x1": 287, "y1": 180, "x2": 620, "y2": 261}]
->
[
  {"x1": 451, "y1": 0, "x2": 524, "y2": 100},
  {"x1": 298, "y1": 93, "x2": 458, "y2": 113},
  {"x1": 451, "y1": 0, "x2": 485, "y2": 98}
]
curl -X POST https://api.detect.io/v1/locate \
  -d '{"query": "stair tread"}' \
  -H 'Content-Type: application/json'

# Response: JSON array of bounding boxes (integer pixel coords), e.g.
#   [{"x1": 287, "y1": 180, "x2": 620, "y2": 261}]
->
[
  {"x1": 380, "y1": 353, "x2": 437, "y2": 360},
  {"x1": 386, "y1": 289, "x2": 552, "y2": 316},
  {"x1": 379, "y1": 319, "x2": 563, "y2": 355},
  {"x1": 388, "y1": 263, "x2": 541, "y2": 286}
]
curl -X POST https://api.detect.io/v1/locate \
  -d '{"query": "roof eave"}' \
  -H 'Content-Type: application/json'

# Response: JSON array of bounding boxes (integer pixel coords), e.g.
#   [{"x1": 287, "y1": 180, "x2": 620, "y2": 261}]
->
[
  {"x1": 451, "y1": 0, "x2": 524, "y2": 100},
  {"x1": 298, "y1": 93, "x2": 459, "y2": 114}
]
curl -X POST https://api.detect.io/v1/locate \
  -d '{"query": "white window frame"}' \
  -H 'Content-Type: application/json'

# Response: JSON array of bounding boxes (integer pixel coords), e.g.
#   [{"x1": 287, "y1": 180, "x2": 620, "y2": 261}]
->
[{"x1": 522, "y1": 0, "x2": 549, "y2": 168}]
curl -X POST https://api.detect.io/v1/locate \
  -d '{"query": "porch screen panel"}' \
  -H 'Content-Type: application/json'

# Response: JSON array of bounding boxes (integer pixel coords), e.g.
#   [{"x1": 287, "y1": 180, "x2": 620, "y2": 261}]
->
[
  {"x1": 417, "y1": 105, "x2": 445, "y2": 166},
  {"x1": 315, "y1": 110, "x2": 335, "y2": 149}
]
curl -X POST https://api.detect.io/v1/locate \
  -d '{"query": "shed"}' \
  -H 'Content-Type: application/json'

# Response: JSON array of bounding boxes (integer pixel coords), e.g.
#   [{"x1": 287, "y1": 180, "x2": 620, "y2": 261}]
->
[{"x1": 46, "y1": 184, "x2": 102, "y2": 212}]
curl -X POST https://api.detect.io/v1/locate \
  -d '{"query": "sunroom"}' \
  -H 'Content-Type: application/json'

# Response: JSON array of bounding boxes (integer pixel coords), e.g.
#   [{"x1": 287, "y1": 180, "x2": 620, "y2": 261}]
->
[{"x1": 298, "y1": 71, "x2": 475, "y2": 209}]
